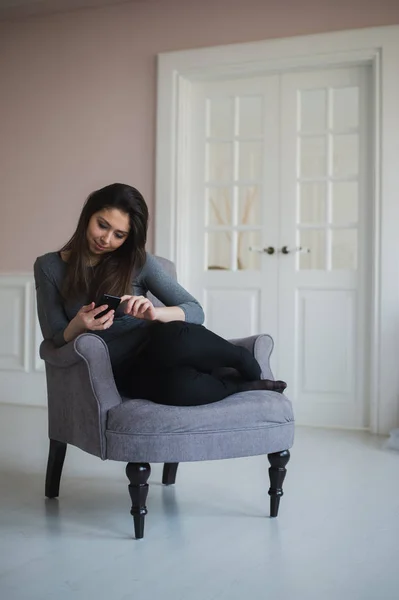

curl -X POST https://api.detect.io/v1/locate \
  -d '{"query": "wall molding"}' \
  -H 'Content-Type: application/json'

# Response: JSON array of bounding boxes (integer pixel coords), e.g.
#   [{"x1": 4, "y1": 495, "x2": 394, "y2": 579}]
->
[{"x1": 0, "y1": 273, "x2": 46, "y2": 406}]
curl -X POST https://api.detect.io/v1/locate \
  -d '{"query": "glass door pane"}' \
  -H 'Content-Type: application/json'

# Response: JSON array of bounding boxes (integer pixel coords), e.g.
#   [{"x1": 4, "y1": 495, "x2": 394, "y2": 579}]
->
[{"x1": 205, "y1": 93, "x2": 264, "y2": 271}]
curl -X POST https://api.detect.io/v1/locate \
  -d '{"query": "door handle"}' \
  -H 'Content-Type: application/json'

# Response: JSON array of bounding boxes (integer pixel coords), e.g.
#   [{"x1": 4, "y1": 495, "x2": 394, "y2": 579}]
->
[
  {"x1": 249, "y1": 246, "x2": 275, "y2": 255},
  {"x1": 280, "y1": 246, "x2": 310, "y2": 254}
]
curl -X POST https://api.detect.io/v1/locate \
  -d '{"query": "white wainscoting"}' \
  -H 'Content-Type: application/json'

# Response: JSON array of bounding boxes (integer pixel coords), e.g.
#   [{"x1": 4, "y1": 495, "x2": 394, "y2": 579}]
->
[{"x1": 0, "y1": 274, "x2": 46, "y2": 407}]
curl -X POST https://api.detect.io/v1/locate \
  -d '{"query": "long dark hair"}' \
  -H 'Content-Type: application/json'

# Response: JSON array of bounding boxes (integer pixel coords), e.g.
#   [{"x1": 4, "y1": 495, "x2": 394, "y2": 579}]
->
[{"x1": 60, "y1": 183, "x2": 148, "y2": 302}]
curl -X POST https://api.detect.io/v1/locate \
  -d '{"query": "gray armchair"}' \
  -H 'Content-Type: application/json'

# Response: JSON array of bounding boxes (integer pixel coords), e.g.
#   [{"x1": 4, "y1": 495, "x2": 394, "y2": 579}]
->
[{"x1": 39, "y1": 258, "x2": 294, "y2": 539}]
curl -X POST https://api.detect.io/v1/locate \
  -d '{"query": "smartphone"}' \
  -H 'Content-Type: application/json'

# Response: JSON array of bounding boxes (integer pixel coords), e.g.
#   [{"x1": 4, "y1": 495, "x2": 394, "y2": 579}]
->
[{"x1": 94, "y1": 294, "x2": 121, "y2": 320}]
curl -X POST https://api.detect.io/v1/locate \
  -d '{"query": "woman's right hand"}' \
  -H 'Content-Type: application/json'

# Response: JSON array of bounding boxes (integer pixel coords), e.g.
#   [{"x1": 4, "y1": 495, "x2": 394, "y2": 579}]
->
[
  {"x1": 75, "y1": 302, "x2": 115, "y2": 331},
  {"x1": 63, "y1": 302, "x2": 115, "y2": 342}
]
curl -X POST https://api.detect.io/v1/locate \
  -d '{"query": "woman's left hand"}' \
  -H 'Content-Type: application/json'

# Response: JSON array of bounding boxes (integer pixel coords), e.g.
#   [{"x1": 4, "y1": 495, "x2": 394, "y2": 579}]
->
[{"x1": 120, "y1": 295, "x2": 158, "y2": 321}]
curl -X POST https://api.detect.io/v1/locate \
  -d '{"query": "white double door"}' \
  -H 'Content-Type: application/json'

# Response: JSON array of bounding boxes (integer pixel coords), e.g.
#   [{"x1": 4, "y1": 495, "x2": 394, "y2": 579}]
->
[{"x1": 187, "y1": 65, "x2": 371, "y2": 429}]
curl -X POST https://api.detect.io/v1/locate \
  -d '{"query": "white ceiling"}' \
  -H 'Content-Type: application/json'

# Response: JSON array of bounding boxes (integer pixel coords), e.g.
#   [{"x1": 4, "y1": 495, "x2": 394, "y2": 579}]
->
[{"x1": 0, "y1": 0, "x2": 145, "y2": 21}]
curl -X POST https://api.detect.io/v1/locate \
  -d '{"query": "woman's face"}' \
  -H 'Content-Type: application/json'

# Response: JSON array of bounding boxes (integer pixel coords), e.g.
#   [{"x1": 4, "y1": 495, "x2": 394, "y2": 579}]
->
[{"x1": 86, "y1": 208, "x2": 130, "y2": 256}]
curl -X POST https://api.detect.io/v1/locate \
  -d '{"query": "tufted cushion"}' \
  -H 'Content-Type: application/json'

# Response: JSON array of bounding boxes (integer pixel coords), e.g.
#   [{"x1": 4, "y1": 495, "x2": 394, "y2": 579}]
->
[{"x1": 105, "y1": 391, "x2": 294, "y2": 463}]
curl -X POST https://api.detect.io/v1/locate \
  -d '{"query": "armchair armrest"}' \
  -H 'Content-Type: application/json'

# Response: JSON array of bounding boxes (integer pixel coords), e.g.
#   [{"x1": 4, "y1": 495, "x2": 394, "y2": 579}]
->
[
  {"x1": 40, "y1": 337, "x2": 86, "y2": 368},
  {"x1": 229, "y1": 334, "x2": 274, "y2": 380},
  {"x1": 40, "y1": 333, "x2": 122, "y2": 460}
]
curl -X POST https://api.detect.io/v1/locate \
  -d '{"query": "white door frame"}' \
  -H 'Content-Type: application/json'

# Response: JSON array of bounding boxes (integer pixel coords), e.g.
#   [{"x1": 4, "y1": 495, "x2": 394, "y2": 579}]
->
[{"x1": 155, "y1": 25, "x2": 399, "y2": 436}]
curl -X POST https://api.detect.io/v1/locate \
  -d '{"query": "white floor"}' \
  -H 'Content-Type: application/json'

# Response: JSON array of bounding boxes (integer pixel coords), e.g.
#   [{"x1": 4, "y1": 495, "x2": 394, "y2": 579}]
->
[{"x1": 0, "y1": 404, "x2": 398, "y2": 600}]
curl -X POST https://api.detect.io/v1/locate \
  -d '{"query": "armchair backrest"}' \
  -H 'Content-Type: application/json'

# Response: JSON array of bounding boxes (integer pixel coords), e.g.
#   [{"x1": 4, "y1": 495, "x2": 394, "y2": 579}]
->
[{"x1": 147, "y1": 256, "x2": 177, "y2": 307}]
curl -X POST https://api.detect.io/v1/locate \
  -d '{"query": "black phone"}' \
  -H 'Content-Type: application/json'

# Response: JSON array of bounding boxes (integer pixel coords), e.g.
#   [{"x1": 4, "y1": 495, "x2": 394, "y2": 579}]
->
[{"x1": 94, "y1": 294, "x2": 121, "y2": 320}]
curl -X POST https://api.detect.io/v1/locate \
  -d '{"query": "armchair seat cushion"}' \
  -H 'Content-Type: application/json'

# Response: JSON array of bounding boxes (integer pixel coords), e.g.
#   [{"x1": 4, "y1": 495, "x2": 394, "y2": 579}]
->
[{"x1": 105, "y1": 391, "x2": 294, "y2": 463}]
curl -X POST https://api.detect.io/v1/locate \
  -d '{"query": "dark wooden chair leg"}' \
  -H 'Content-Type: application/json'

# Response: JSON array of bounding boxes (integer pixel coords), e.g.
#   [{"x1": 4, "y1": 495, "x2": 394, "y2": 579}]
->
[
  {"x1": 268, "y1": 449, "x2": 290, "y2": 517},
  {"x1": 126, "y1": 463, "x2": 151, "y2": 539},
  {"x1": 45, "y1": 439, "x2": 67, "y2": 499},
  {"x1": 162, "y1": 462, "x2": 179, "y2": 485}
]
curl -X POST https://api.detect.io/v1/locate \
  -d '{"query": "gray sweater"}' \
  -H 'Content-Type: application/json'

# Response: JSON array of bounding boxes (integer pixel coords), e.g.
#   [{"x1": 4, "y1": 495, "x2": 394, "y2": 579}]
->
[{"x1": 34, "y1": 252, "x2": 204, "y2": 366}]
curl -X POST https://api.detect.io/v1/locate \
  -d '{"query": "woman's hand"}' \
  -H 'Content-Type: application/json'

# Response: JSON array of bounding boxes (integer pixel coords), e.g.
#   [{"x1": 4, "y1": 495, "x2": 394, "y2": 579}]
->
[
  {"x1": 63, "y1": 302, "x2": 115, "y2": 342},
  {"x1": 121, "y1": 295, "x2": 157, "y2": 321},
  {"x1": 77, "y1": 302, "x2": 115, "y2": 330}
]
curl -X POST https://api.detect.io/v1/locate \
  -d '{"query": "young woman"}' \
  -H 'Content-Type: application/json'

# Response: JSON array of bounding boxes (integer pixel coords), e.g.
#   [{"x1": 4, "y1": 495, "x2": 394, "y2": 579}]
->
[{"x1": 34, "y1": 183, "x2": 286, "y2": 406}]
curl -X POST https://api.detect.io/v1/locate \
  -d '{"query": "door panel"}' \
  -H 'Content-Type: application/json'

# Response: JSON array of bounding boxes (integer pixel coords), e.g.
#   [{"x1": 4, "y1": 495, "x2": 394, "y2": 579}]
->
[
  {"x1": 278, "y1": 66, "x2": 370, "y2": 428},
  {"x1": 204, "y1": 288, "x2": 260, "y2": 340},
  {"x1": 189, "y1": 76, "x2": 280, "y2": 347},
  {"x1": 298, "y1": 289, "x2": 356, "y2": 394}
]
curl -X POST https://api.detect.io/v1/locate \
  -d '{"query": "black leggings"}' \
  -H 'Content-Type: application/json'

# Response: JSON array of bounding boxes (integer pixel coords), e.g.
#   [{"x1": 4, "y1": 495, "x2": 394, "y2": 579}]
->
[{"x1": 114, "y1": 321, "x2": 262, "y2": 406}]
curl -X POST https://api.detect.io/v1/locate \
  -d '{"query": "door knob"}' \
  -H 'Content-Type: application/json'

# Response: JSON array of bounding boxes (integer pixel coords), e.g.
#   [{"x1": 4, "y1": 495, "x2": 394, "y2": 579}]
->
[
  {"x1": 281, "y1": 246, "x2": 310, "y2": 254},
  {"x1": 249, "y1": 246, "x2": 275, "y2": 255}
]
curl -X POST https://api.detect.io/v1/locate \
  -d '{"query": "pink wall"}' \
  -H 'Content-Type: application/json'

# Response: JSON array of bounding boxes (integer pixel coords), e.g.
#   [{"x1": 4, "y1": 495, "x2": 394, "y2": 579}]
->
[{"x1": 1, "y1": 0, "x2": 398, "y2": 271}]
